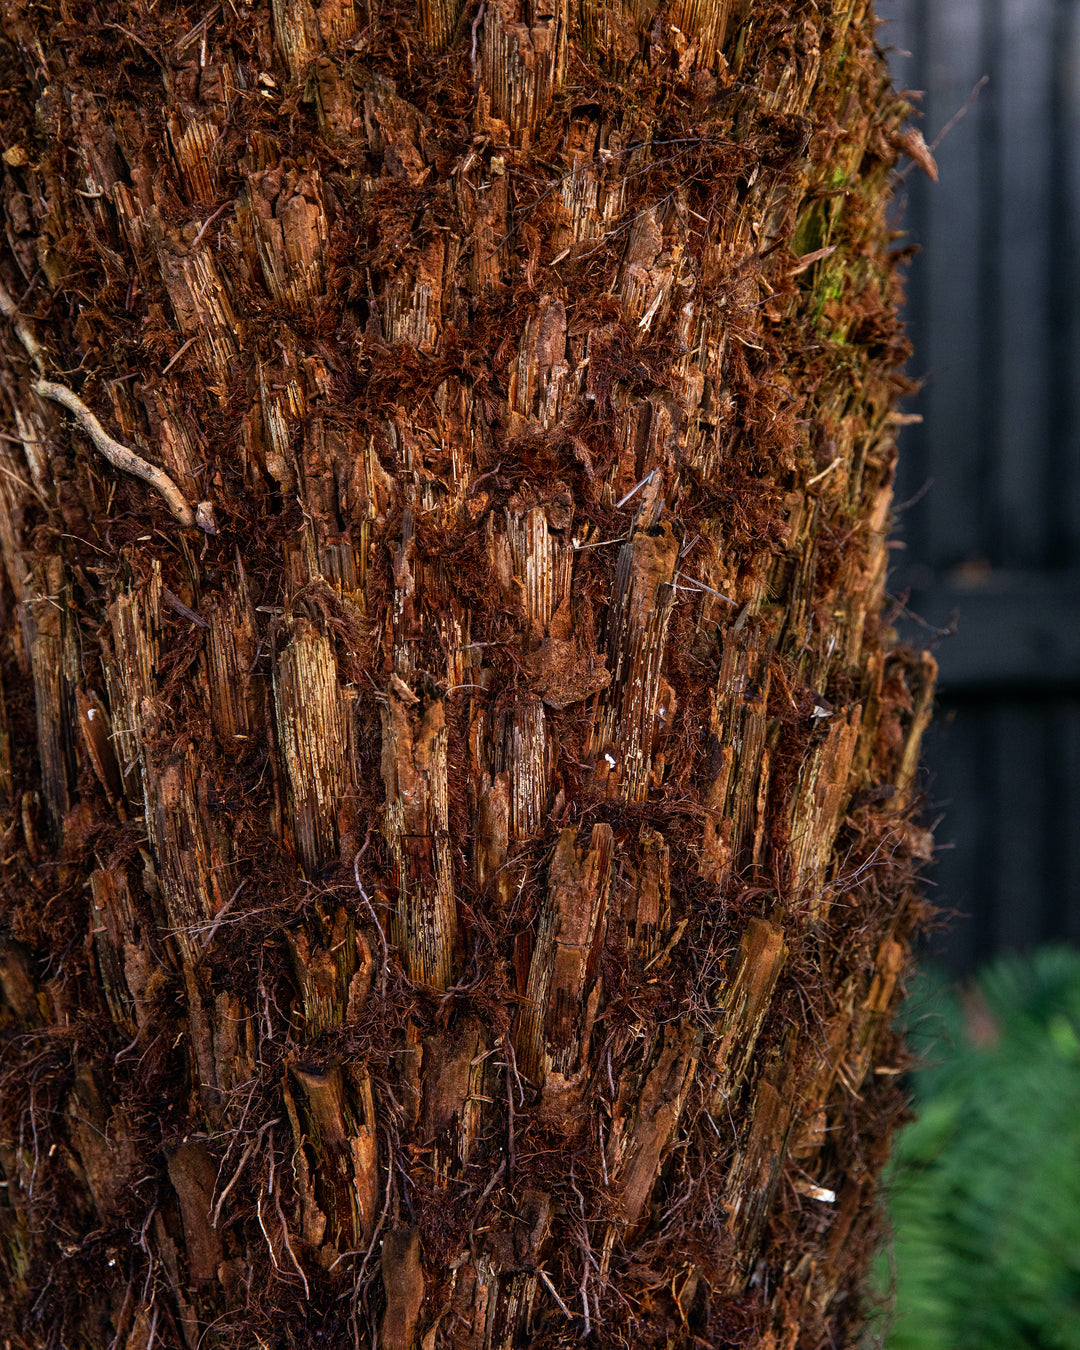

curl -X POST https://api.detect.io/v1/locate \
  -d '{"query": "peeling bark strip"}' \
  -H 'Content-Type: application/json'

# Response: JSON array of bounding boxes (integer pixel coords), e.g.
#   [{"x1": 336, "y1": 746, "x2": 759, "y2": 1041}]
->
[
  {"x1": 380, "y1": 677, "x2": 457, "y2": 989},
  {"x1": 515, "y1": 822, "x2": 613, "y2": 1084},
  {"x1": 0, "y1": 3, "x2": 934, "y2": 1349},
  {"x1": 273, "y1": 616, "x2": 353, "y2": 876},
  {"x1": 587, "y1": 519, "x2": 681, "y2": 801}
]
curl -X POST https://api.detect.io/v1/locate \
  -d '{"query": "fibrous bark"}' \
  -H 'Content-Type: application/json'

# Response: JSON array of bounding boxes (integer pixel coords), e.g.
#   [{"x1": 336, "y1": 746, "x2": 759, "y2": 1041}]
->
[{"x1": 0, "y1": 1, "x2": 933, "y2": 1347}]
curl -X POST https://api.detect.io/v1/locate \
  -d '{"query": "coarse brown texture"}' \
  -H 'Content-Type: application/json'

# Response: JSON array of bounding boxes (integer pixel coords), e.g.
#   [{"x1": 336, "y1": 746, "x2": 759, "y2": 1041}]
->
[{"x1": 0, "y1": 1, "x2": 935, "y2": 1347}]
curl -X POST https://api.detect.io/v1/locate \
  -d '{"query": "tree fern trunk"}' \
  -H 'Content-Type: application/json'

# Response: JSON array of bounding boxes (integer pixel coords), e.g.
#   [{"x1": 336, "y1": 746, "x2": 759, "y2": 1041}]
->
[{"x1": 0, "y1": 1, "x2": 933, "y2": 1346}]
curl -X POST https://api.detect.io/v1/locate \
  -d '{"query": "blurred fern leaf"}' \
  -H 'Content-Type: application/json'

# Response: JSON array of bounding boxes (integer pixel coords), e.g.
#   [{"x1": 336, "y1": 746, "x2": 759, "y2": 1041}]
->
[{"x1": 882, "y1": 946, "x2": 1080, "y2": 1350}]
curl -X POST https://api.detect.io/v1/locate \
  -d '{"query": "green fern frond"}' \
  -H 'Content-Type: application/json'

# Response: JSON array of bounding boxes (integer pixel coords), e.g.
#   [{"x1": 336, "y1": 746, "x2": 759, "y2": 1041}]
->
[{"x1": 880, "y1": 947, "x2": 1080, "y2": 1350}]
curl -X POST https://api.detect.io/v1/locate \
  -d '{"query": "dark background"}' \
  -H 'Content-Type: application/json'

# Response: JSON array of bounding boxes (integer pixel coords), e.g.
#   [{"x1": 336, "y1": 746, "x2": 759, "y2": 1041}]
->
[{"x1": 885, "y1": 0, "x2": 1080, "y2": 971}]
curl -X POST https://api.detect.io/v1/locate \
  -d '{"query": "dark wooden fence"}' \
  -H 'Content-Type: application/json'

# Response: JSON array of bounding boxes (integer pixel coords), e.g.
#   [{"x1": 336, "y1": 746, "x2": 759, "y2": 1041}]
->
[{"x1": 885, "y1": 0, "x2": 1080, "y2": 970}]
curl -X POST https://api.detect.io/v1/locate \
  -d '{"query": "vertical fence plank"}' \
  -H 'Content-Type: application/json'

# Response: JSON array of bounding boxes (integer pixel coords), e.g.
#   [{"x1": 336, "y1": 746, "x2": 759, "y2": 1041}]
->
[
  {"x1": 1050, "y1": 1, "x2": 1080, "y2": 564},
  {"x1": 919, "y1": 0, "x2": 990, "y2": 571},
  {"x1": 991, "y1": 704, "x2": 1051, "y2": 954},
  {"x1": 994, "y1": 0, "x2": 1055, "y2": 568},
  {"x1": 1050, "y1": 700, "x2": 1080, "y2": 947}
]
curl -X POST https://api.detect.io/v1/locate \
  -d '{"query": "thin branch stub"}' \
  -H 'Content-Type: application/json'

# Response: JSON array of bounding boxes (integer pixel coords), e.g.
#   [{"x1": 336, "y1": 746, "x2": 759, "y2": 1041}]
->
[{"x1": 32, "y1": 378, "x2": 214, "y2": 531}]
